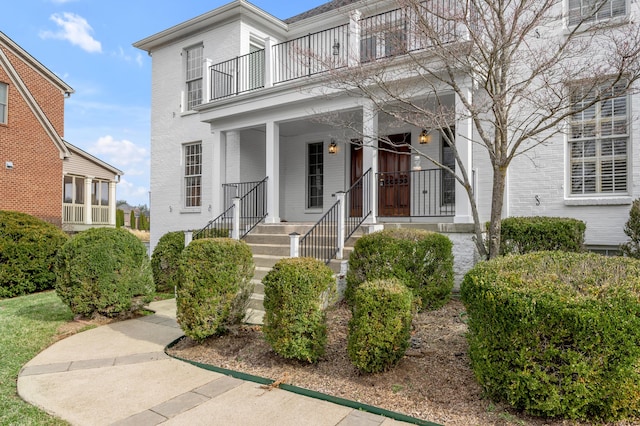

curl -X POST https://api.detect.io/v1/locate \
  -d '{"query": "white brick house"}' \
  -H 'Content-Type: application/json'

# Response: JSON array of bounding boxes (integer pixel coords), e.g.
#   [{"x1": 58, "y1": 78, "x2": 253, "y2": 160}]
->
[{"x1": 135, "y1": 0, "x2": 639, "y2": 260}]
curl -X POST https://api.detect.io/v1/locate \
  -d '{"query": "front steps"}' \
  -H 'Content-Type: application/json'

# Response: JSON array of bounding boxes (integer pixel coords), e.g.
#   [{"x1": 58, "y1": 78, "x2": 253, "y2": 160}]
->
[{"x1": 243, "y1": 223, "x2": 359, "y2": 325}]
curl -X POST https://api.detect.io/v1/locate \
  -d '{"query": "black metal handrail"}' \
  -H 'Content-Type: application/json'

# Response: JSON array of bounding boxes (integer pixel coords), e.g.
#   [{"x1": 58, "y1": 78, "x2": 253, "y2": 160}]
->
[
  {"x1": 344, "y1": 168, "x2": 372, "y2": 241},
  {"x1": 193, "y1": 178, "x2": 267, "y2": 241},
  {"x1": 193, "y1": 205, "x2": 234, "y2": 240},
  {"x1": 237, "y1": 177, "x2": 268, "y2": 238},
  {"x1": 299, "y1": 200, "x2": 340, "y2": 264}
]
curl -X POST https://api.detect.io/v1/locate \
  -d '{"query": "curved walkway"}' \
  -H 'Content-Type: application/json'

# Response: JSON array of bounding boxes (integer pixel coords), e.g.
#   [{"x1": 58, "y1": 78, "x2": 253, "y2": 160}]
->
[{"x1": 17, "y1": 299, "x2": 412, "y2": 426}]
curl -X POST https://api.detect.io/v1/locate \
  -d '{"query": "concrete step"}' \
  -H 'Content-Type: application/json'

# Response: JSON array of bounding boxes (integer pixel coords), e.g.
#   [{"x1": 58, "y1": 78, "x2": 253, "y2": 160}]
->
[
  {"x1": 244, "y1": 308, "x2": 264, "y2": 325},
  {"x1": 243, "y1": 234, "x2": 292, "y2": 245},
  {"x1": 249, "y1": 243, "x2": 290, "y2": 256},
  {"x1": 251, "y1": 223, "x2": 314, "y2": 235}
]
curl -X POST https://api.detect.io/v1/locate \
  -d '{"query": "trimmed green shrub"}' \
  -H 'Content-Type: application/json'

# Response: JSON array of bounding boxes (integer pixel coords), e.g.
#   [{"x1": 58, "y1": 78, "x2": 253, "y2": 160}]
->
[
  {"x1": 262, "y1": 257, "x2": 335, "y2": 363},
  {"x1": 0, "y1": 210, "x2": 69, "y2": 298},
  {"x1": 55, "y1": 227, "x2": 154, "y2": 317},
  {"x1": 499, "y1": 216, "x2": 585, "y2": 255},
  {"x1": 151, "y1": 231, "x2": 184, "y2": 293},
  {"x1": 129, "y1": 211, "x2": 136, "y2": 229},
  {"x1": 346, "y1": 229, "x2": 453, "y2": 311},
  {"x1": 347, "y1": 278, "x2": 413, "y2": 373},
  {"x1": 177, "y1": 238, "x2": 254, "y2": 341},
  {"x1": 461, "y1": 251, "x2": 640, "y2": 421},
  {"x1": 620, "y1": 199, "x2": 640, "y2": 258}
]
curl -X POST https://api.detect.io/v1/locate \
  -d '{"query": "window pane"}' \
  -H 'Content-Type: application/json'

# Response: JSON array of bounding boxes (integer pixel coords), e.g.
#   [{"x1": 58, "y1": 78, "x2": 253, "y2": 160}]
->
[
  {"x1": 184, "y1": 143, "x2": 202, "y2": 207},
  {"x1": 185, "y1": 45, "x2": 203, "y2": 109},
  {"x1": 92, "y1": 181, "x2": 99, "y2": 205},
  {"x1": 63, "y1": 176, "x2": 73, "y2": 203},
  {"x1": 76, "y1": 178, "x2": 84, "y2": 204},
  {"x1": 307, "y1": 142, "x2": 324, "y2": 209},
  {"x1": 101, "y1": 182, "x2": 109, "y2": 205},
  {"x1": 0, "y1": 82, "x2": 6, "y2": 124}
]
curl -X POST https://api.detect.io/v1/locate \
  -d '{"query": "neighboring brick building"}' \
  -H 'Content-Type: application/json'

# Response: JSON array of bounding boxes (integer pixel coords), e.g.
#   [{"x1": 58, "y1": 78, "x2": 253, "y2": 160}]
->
[{"x1": 0, "y1": 32, "x2": 122, "y2": 228}]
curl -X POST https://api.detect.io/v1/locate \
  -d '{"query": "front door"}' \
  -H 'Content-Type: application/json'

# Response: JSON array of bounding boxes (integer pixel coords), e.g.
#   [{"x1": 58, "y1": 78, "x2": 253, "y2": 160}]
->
[{"x1": 378, "y1": 133, "x2": 411, "y2": 217}]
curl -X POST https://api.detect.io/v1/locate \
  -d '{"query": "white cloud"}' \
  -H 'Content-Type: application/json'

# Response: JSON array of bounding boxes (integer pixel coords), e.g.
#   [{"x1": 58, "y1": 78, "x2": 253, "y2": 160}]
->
[
  {"x1": 112, "y1": 47, "x2": 145, "y2": 67},
  {"x1": 88, "y1": 135, "x2": 148, "y2": 168},
  {"x1": 116, "y1": 178, "x2": 149, "y2": 205},
  {"x1": 40, "y1": 13, "x2": 102, "y2": 53}
]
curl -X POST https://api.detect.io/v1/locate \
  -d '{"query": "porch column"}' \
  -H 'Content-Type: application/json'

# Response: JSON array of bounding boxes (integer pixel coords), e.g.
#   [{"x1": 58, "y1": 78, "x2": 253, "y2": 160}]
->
[
  {"x1": 454, "y1": 86, "x2": 473, "y2": 223},
  {"x1": 108, "y1": 181, "x2": 116, "y2": 226},
  {"x1": 265, "y1": 121, "x2": 280, "y2": 223},
  {"x1": 84, "y1": 176, "x2": 93, "y2": 225},
  {"x1": 362, "y1": 102, "x2": 378, "y2": 223},
  {"x1": 264, "y1": 37, "x2": 274, "y2": 89},
  {"x1": 348, "y1": 11, "x2": 361, "y2": 67},
  {"x1": 211, "y1": 129, "x2": 225, "y2": 216}
]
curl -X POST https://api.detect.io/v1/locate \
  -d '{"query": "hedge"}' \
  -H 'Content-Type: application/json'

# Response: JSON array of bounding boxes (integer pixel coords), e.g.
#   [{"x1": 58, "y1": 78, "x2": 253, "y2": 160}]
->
[
  {"x1": 262, "y1": 257, "x2": 335, "y2": 363},
  {"x1": 0, "y1": 210, "x2": 69, "y2": 298},
  {"x1": 347, "y1": 278, "x2": 413, "y2": 373},
  {"x1": 499, "y1": 216, "x2": 585, "y2": 255},
  {"x1": 54, "y1": 227, "x2": 154, "y2": 317},
  {"x1": 346, "y1": 229, "x2": 453, "y2": 311},
  {"x1": 176, "y1": 238, "x2": 254, "y2": 341},
  {"x1": 461, "y1": 251, "x2": 640, "y2": 421},
  {"x1": 151, "y1": 231, "x2": 184, "y2": 293}
]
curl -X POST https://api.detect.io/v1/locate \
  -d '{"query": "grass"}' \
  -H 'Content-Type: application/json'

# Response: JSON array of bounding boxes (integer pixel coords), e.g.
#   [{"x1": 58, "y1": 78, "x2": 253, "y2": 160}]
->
[{"x1": 0, "y1": 291, "x2": 73, "y2": 425}]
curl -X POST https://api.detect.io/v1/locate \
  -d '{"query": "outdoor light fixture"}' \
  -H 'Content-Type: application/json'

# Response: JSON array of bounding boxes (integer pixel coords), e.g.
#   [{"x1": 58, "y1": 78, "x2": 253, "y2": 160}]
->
[
  {"x1": 332, "y1": 40, "x2": 340, "y2": 56},
  {"x1": 328, "y1": 140, "x2": 338, "y2": 154},
  {"x1": 419, "y1": 129, "x2": 431, "y2": 144}
]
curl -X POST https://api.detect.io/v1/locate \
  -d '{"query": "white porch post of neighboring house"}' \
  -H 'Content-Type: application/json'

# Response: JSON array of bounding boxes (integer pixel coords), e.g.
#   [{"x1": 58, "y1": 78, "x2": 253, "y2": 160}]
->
[
  {"x1": 108, "y1": 181, "x2": 117, "y2": 226},
  {"x1": 454, "y1": 85, "x2": 474, "y2": 224},
  {"x1": 265, "y1": 121, "x2": 280, "y2": 223},
  {"x1": 362, "y1": 101, "x2": 378, "y2": 223},
  {"x1": 336, "y1": 191, "x2": 346, "y2": 259},
  {"x1": 84, "y1": 176, "x2": 93, "y2": 225}
]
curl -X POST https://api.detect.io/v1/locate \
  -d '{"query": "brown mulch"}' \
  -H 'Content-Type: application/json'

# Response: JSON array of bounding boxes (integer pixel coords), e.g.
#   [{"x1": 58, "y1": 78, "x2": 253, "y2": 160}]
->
[{"x1": 167, "y1": 299, "x2": 638, "y2": 426}]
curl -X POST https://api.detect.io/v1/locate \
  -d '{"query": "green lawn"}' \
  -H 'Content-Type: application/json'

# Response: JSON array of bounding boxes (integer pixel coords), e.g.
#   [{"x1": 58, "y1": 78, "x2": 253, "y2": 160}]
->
[{"x1": 0, "y1": 291, "x2": 73, "y2": 425}]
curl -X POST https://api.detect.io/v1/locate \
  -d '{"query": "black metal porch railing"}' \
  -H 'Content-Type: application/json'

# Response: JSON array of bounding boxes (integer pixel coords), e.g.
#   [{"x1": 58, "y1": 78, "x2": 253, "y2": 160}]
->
[
  {"x1": 345, "y1": 168, "x2": 372, "y2": 240},
  {"x1": 376, "y1": 168, "x2": 455, "y2": 217},
  {"x1": 237, "y1": 177, "x2": 268, "y2": 238},
  {"x1": 210, "y1": 49, "x2": 265, "y2": 100},
  {"x1": 272, "y1": 23, "x2": 349, "y2": 84},
  {"x1": 299, "y1": 200, "x2": 340, "y2": 264},
  {"x1": 193, "y1": 178, "x2": 268, "y2": 240},
  {"x1": 193, "y1": 205, "x2": 234, "y2": 240}
]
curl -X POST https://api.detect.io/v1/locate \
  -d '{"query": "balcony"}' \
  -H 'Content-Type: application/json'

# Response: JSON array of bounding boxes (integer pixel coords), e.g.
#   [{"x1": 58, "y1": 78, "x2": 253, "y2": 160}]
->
[{"x1": 208, "y1": 0, "x2": 465, "y2": 101}]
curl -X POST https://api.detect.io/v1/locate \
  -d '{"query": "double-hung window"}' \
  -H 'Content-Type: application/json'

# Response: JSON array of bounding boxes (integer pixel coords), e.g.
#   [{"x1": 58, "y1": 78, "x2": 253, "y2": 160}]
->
[
  {"x1": 569, "y1": 81, "x2": 628, "y2": 195},
  {"x1": 184, "y1": 143, "x2": 202, "y2": 208},
  {"x1": 567, "y1": 0, "x2": 626, "y2": 26},
  {"x1": 0, "y1": 82, "x2": 7, "y2": 124},
  {"x1": 185, "y1": 45, "x2": 203, "y2": 110}
]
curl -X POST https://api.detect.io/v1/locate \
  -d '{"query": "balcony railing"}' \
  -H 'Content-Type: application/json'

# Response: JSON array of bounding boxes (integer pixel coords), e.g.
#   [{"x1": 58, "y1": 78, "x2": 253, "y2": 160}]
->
[
  {"x1": 92, "y1": 206, "x2": 110, "y2": 224},
  {"x1": 207, "y1": 0, "x2": 465, "y2": 101}
]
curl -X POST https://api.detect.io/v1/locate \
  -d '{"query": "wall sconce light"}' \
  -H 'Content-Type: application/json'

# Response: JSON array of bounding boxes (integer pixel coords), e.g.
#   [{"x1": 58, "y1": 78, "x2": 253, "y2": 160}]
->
[
  {"x1": 419, "y1": 129, "x2": 431, "y2": 144},
  {"x1": 332, "y1": 40, "x2": 340, "y2": 56},
  {"x1": 328, "y1": 140, "x2": 338, "y2": 154}
]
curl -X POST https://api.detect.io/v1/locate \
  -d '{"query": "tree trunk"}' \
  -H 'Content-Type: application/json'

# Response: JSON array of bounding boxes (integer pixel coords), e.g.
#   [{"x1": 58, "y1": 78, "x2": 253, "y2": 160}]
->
[{"x1": 488, "y1": 164, "x2": 507, "y2": 259}]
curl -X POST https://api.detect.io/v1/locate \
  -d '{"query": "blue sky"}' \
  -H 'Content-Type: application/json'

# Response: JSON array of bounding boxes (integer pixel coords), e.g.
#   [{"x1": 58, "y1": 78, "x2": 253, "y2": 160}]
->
[{"x1": 2, "y1": 0, "x2": 327, "y2": 207}]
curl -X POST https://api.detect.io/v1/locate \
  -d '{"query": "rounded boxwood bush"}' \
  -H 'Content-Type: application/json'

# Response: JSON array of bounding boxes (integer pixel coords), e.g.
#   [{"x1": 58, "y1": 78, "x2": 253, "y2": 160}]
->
[
  {"x1": 262, "y1": 257, "x2": 335, "y2": 363},
  {"x1": 347, "y1": 278, "x2": 413, "y2": 373},
  {"x1": 151, "y1": 231, "x2": 184, "y2": 293},
  {"x1": 499, "y1": 216, "x2": 585, "y2": 255},
  {"x1": 346, "y1": 229, "x2": 453, "y2": 311},
  {"x1": 177, "y1": 238, "x2": 254, "y2": 341},
  {"x1": 55, "y1": 227, "x2": 154, "y2": 317},
  {"x1": 461, "y1": 251, "x2": 640, "y2": 421},
  {"x1": 0, "y1": 210, "x2": 68, "y2": 298}
]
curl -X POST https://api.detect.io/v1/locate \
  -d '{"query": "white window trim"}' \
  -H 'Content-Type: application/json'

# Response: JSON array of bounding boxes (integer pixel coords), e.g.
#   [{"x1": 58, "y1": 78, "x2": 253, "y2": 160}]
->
[
  {"x1": 306, "y1": 141, "x2": 324, "y2": 212},
  {"x1": 563, "y1": 0, "x2": 629, "y2": 31},
  {"x1": 183, "y1": 44, "x2": 204, "y2": 113},
  {"x1": 0, "y1": 82, "x2": 7, "y2": 125}
]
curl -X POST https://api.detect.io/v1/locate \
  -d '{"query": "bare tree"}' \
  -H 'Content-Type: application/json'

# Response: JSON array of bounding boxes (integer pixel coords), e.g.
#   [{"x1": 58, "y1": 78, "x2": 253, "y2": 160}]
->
[{"x1": 319, "y1": 0, "x2": 640, "y2": 258}]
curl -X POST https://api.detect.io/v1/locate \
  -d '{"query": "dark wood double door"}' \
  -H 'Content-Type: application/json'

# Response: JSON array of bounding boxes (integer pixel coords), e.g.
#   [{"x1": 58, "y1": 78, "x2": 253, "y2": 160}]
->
[{"x1": 350, "y1": 133, "x2": 411, "y2": 217}]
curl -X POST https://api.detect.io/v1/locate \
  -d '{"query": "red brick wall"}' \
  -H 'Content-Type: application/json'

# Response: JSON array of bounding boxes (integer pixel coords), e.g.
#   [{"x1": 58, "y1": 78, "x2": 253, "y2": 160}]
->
[{"x1": 0, "y1": 45, "x2": 65, "y2": 226}]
